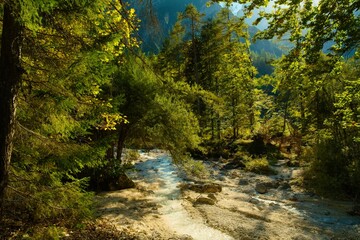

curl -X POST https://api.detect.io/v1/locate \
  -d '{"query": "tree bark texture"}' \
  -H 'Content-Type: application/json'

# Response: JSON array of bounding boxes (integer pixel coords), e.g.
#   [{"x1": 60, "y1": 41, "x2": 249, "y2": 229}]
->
[
  {"x1": 0, "y1": 3, "x2": 23, "y2": 208},
  {"x1": 116, "y1": 123, "x2": 129, "y2": 164}
]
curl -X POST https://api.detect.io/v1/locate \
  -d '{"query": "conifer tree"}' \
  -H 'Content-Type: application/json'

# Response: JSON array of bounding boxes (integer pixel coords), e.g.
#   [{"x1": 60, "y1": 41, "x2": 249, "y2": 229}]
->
[{"x1": 0, "y1": 0, "x2": 138, "y2": 210}]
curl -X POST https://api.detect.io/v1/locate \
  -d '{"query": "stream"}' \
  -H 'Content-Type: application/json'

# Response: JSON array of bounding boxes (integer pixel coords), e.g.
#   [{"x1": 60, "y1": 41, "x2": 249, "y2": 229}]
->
[
  {"x1": 133, "y1": 151, "x2": 233, "y2": 240},
  {"x1": 120, "y1": 150, "x2": 360, "y2": 239}
]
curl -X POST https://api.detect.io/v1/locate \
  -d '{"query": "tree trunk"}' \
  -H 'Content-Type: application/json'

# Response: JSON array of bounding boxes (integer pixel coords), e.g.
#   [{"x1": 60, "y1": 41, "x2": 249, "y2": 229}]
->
[
  {"x1": 116, "y1": 123, "x2": 128, "y2": 164},
  {"x1": 279, "y1": 101, "x2": 289, "y2": 151},
  {"x1": 232, "y1": 98, "x2": 237, "y2": 139},
  {"x1": 0, "y1": 3, "x2": 23, "y2": 208}
]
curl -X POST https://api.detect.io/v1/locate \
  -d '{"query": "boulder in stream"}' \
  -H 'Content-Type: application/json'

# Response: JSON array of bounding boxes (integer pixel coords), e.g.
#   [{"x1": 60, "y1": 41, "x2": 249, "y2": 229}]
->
[
  {"x1": 182, "y1": 183, "x2": 222, "y2": 193},
  {"x1": 108, "y1": 172, "x2": 135, "y2": 191},
  {"x1": 255, "y1": 180, "x2": 280, "y2": 194}
]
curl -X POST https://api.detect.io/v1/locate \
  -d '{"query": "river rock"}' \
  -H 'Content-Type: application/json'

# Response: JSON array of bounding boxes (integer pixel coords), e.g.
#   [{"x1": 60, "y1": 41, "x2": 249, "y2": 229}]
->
[
  {"x1": 183, "y1": 183, "x2": 222, "y2": 193},
  {"x1": 114, "y1": 173, "x2": 135, "y2": 190},
  {"x1": 265, "y1": 180, "x2": 280, "y2": 189},
  {"x1": 239, "y1": 179, "x2": 249, "y2": 185},
  {"x1": 255, "y1": 180, "x2": 280, "y2": 194},
  {"x1": 195, "y1": 197, "x2": 216, "y2": 205},
  {"x1": 178, "y1": 234, "x2": 193, "y2": 240},
  {"x1": 278, "y1": 181, "x2": 291, "y2": 190},
  {"x1": 255, "y1": 183, "x2": 268, "y2": 194},
  {"x1": 249, "y1": 198, "x2": 260, "y2": 204},
  {"x1": 207, "y1": 193, "x2": 217, "y2": 201},
  {"x1": 217, "y1": 175, "x2": 226, "y2": 181}
]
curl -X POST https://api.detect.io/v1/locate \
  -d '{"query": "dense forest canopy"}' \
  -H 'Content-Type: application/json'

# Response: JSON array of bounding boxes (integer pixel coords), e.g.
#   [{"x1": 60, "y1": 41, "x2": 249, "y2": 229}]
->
[{"x1": 0, "y1": 0, "x2": 359, "y2": 238}]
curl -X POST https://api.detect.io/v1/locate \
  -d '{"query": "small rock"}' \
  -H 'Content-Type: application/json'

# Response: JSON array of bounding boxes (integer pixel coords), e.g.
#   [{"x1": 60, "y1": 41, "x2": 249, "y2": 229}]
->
[
  {"x1": 255, "y1": 183, "x2": 268, "y2": 194},
  {"x1": 179, "y1": 234, "x2": 193, "y2": 240},
  {"x1": 239, "y1": 179, "x2": 249, "y2": 185},
  {"x1": 278, "y1": 182, "x2": 291, "y2": 190},
  {"x1": 114, "y1": 173, "x2": 135, "y2": 190},
  {"x1": 203, "y1": 183, "x2": 222, "y2": 193},
  {"x1": 269, "y1": 202, "x2": 280, "y2": 208},
  {"x1": 185, "y1": 196, "x2": 193, "y2": 201},
  {"x1": 217, "y1": 176, "x2": 226, "y2": 181},
  {"x1": 185, "y1": 183, "x2": 222, "y2": 193},
  {"x1": 194, "y1": 197, "x2": 216, "y2": 205},
  {"x1": 249, "y1": 198, "x2": 260, "y2": 204},
  {"x1": 207, "y1": 193, "x2": 217, "y2": 201},
  {"x1": 265, "y1": 180, "x2": 280, "y2": 189}
]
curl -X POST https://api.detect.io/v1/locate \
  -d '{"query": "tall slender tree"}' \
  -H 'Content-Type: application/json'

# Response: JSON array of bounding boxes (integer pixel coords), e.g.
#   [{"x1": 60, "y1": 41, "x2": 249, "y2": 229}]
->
[
  {"x1": 0, "y1": 2, "x2": 23, "y2": 205},
  {"x1": 0, "y1": 0, "x2": 138, "y2": 208}
]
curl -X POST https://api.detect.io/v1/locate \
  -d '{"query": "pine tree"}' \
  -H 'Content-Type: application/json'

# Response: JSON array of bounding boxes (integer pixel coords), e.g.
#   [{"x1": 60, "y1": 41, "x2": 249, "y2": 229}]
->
[{"x1": 0, "y1": 0, "x2": 138, "y2": 212}]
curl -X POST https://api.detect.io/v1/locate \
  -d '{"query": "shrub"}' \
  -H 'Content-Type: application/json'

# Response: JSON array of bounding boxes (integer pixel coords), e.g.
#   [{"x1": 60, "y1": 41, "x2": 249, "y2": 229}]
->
[
  {"x1": 123, "y1": 149, "x2": 140, "y2": 166},
  {"x1": 6, "y1": 173, "x2": 94, "y2": 225},
  {"x1": 22, "y1": 226, "x2": 67, "y2": 240},
  {"x1": 302, "y1": 139, "x2": 355, "y2": 198},
  {"x1": 244, "y1": 157, "x2": 276, "y2": 175},
  {"x1": 178, "y1": 157, "x2": 210, "y2": 179}
]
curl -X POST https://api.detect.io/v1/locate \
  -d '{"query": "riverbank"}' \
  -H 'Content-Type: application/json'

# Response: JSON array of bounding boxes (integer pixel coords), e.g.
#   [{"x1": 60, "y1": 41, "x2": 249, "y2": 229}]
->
[{"x1": 94, "y1": 151, "x2": 360, "y2": 239}]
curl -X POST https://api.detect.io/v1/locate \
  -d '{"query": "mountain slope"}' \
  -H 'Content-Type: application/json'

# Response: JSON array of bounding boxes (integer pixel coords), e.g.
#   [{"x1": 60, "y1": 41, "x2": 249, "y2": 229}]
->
[{"x1": 133, "y1": 0, "x2": 283, "y2": 74}]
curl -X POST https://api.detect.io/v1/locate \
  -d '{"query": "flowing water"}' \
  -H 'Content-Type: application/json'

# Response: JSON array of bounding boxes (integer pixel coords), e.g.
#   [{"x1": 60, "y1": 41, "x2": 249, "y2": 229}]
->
[{"x1": 134, "y1": 152, "x2": 233, "y2": 240}]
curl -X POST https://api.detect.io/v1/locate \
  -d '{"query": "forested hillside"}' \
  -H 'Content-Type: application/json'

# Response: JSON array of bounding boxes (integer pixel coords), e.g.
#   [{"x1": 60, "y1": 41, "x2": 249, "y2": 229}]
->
[
  {"x1": 1, "y1": 0, "x2": 360, "y2": 238},
  {"x1": 133, "y1": 0, "x2": 283, "y2": 76}
]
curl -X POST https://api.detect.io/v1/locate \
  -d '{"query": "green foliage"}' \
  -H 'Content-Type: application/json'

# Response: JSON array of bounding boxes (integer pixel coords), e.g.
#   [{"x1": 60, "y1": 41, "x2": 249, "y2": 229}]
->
[
  {"x1": 244, "y1": 157, "x2": 275, "y2": 175},
  {"x1": 22, "y1": 226, "x2": 67, "y2": 240},
  {"x1": 1, "y1": 0, "x2": 140, "y2": 230},
  {"x1": 124, "y1": 149, "x2": 140, "y2": 162},
  {"x1": 2, "y1": 1, "x2": 360, "y2": 235},
  {"x1": 302, "y1": 139, "x2": 359, "y2": 198},
  {"x1": 178, "y1": 156, "x2": 210, "y2": 179},
  {"x1": 8, "y1": 165, "x2": 94, "y2": 224}
]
